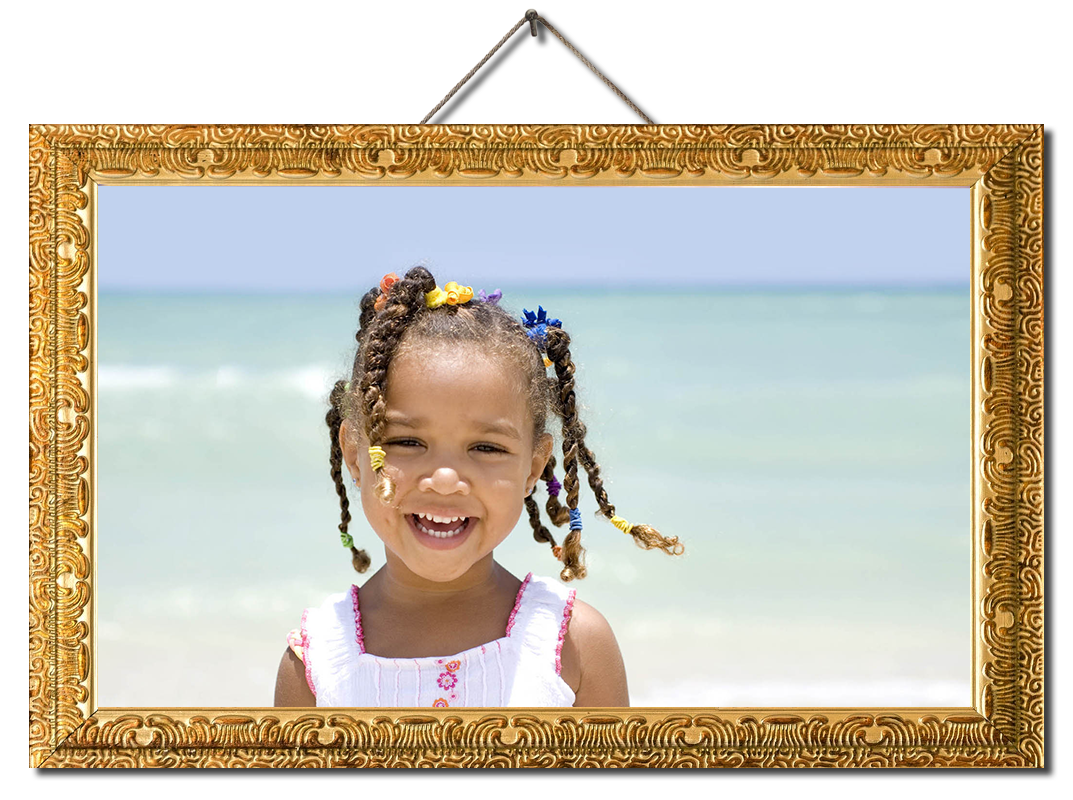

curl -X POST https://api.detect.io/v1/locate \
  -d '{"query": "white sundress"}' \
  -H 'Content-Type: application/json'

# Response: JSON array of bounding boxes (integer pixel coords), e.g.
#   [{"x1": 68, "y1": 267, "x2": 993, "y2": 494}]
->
[{"x1": 287, "y1": 573, "x2": 577, "y2": 707}]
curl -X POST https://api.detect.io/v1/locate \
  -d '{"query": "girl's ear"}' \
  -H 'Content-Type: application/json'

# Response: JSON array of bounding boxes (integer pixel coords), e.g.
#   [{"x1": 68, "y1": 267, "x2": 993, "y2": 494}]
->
[
  {"x1": 339, "y1": 418, "x2": 362, "y2": 485},
  {"x1": 529, "y1": 433, "x2": 554, "y2": 489}
]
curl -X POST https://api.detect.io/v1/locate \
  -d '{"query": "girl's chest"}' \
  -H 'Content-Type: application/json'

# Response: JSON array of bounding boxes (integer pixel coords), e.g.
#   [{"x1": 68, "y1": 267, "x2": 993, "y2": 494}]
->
[{"x1": 360, "y1": 600, "x2": 514, "y2": 659}]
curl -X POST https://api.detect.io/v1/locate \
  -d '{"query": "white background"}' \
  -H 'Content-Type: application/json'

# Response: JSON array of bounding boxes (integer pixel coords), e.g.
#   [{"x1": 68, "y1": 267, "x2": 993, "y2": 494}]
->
[{"x1": 6, "y1": 0, "x2": 1064, "y2": 794}]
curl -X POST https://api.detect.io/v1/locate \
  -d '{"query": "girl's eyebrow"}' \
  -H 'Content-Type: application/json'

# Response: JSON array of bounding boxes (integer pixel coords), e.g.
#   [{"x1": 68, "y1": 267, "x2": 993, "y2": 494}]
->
[
  {"x1": 384, "y1": 412, "x2": 521, "y2": 440},
  {"x1": 383, "y1": 412, "x2": 421, "y2": 428},
  {"x1": 477, "y1": 420, "x2": 522, "y2": 440}
]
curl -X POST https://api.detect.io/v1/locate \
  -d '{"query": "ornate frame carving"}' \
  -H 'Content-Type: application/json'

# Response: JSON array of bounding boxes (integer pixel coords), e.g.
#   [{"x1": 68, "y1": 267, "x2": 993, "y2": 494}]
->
[{"x1": 28, "y1": 124, "x2": 1044, "y2": 768}]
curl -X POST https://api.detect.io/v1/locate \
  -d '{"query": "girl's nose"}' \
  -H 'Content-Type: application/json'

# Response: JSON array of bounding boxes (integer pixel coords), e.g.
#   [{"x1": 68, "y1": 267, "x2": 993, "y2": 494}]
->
[{"x1": 420, "y1": 466, "x2": 470, "y2": 495}]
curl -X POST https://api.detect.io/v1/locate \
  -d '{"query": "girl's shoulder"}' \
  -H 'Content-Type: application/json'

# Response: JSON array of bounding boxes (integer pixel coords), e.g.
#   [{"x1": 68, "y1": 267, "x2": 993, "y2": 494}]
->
[
  {"x1": 518, "y1": 573, "x2": 613, "y2": 646},
  {"x1": 556, "y1": 593, "x2": 629, "y2": 707}
]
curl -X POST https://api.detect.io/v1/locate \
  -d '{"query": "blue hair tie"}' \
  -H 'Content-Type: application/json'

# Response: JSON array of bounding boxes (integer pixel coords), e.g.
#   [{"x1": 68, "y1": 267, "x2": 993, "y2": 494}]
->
[
  {"x1": 521, "y1": 306, "x2": 562, "y2": 352},
  {"x1": 568, "y1": 508, "x2": 583, "y2": 531}
]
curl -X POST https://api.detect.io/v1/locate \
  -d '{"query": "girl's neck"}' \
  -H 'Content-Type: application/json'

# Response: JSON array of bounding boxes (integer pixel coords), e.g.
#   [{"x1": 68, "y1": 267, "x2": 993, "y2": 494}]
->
[{"x1": 372, "y1": 552, "x2": 511, "y2": 607}]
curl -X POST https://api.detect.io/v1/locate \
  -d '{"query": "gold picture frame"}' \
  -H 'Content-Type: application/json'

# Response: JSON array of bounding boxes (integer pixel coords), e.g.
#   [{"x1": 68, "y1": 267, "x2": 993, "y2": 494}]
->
[{"x1": 29, "y1": 124, "x2": 1044, "y2": 768}]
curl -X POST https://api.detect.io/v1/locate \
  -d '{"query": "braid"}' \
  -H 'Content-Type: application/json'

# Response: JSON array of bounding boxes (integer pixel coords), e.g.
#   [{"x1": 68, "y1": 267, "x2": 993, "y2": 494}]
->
[
  {"x1": 526, "y1": 456, "x2": 566, "y2": 564},
  {"x1": 326, "y1": 380, "x2": 370, "y2": 573},
  {"x1": 525, "y1": 493, "x2": 558, "y2": 551},
  {"x1": 544, "y1": 327, "x2": 587, "y2": 581},
  {"x1": 542, "y1": 455, "x2": 570, "y2": 526},
  {"x1": 358, "y1": 266, "x2": 437, "y2": 503},
  {"x1": 544, "y1": 327, "x2": 683, "y2": 564}
]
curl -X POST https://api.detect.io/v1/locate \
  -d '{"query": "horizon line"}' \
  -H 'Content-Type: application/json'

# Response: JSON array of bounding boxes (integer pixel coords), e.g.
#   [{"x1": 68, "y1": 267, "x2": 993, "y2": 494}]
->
[{"x1": 97, "y1": 281, "x2": 969, "y2": 296}]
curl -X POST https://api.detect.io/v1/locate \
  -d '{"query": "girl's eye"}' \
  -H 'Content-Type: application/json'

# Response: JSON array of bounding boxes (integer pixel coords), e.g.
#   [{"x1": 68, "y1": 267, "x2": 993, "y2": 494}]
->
[
  {"x1": 473, "y1": 443, "x2": 508, "y2": 454},
  {"x1": 386, "y1": 438, "x2": 423, "y2": 448}
]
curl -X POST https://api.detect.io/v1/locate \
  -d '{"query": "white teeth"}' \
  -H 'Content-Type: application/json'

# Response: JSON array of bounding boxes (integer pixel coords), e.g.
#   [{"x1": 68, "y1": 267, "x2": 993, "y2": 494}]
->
[
  {"x1": 413, "y1": 514, "x2": 469, "y2": 538},
  {"x1": 419, "y1": 513, "x2": 461, "y2": 524}
]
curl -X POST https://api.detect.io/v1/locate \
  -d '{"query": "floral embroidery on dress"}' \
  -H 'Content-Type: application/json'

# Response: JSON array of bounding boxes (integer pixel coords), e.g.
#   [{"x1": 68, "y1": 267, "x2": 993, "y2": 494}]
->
[
  {"x1": 437, "y1": 672, "x2": 458, "y2": 690},
  {"x1": 433, "y1": 658, "x2": 463, "y2": 707}
]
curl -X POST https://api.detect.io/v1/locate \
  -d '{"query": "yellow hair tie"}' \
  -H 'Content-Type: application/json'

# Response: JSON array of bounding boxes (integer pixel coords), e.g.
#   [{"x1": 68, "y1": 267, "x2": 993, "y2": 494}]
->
[
  {"x1": 443, "y1": 281, "x2": 474, "y2": 305},
  {"x1": 427, "y1": 282, "x2": 474, "y2": 308},
  {"x1": 425, "y1": 287, "x2": 448, "y2": 308},
  {"x1": 368, "y1": 446, "x2": 386, "y2": 471},
  {"x1": 610, "y1": 516, "x2": 633, "y2": 535}
]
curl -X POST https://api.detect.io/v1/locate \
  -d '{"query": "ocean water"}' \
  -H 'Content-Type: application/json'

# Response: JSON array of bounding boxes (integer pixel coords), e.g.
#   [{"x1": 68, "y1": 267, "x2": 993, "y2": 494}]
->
[{"x1": 96, "y1": 287, "x2": 971, "y2": 707}]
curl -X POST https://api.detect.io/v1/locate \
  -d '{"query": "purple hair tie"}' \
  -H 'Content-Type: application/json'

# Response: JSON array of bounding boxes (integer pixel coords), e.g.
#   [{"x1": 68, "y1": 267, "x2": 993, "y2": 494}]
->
[
  {"x1": 545, "y1": 475, "x2": 561, "y2": 497},
  {"x1": 479, "y1": 289, "x2": 502, "y2": 305}
]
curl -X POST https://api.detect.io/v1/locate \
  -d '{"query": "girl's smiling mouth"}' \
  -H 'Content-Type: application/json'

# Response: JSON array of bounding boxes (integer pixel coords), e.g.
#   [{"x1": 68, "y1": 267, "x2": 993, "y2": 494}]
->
[{"x1": 408, "y1": 513, "x2": 475, "y2": 549}]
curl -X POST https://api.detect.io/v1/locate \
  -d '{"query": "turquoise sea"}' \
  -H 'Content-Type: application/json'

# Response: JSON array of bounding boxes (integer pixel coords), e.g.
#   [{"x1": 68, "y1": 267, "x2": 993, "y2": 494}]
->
[{"x1": 96, "y1": 286, "x2": 970, "y2": 707}]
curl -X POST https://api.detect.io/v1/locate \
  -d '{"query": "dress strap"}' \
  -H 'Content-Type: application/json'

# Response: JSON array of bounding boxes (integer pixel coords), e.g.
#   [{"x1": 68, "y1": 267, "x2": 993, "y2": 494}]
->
[
  {"x1": 297, "y1": 588, "x2": 364, "y2": 703},
  {"x1": 506, "y1": 574, "x2": 576, "y2": 676}
]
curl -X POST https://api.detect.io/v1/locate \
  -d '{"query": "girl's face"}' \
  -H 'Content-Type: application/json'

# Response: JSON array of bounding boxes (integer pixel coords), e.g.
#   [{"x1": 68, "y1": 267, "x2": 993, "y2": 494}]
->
[{"x1": 343, "y1": 343, "x2": 552, "y2": 585}]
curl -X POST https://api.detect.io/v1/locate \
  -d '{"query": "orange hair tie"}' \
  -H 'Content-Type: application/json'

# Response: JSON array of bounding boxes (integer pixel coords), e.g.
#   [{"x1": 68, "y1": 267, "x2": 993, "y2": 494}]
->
[{"x1": 374, "y1": 272, "x2": 400, "y2": 311}]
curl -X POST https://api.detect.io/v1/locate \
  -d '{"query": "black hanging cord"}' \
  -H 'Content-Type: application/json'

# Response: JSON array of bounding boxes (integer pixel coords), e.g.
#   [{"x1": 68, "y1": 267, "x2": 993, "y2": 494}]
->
[{"x1": 424, "y1": 8, "x2": 660, "y2": 124}]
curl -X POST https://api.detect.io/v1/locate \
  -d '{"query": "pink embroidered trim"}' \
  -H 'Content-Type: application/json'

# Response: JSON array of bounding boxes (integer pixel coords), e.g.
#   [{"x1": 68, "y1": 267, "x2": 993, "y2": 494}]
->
[
  {"x1": 300, "y1": 609, "x2": 316, "y2": 698},
  {"x1": 504, "y1": 572, "x2": 532, "y2": 637},
  {"x1": 554, "y1": 589, "x2": 576, "y2": 677},
  {"x1": 495, "y1": 639, "x2": 505, "y2": 705},
  {"x1": 351, "y1": 584, "x2": 366, "y2": 654}
]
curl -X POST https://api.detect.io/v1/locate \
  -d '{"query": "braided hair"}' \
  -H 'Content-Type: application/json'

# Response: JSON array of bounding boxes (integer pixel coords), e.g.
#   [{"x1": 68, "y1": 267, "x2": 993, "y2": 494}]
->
[{"x1": 326, "y1": 266, "x2": 683, "y2": 580}]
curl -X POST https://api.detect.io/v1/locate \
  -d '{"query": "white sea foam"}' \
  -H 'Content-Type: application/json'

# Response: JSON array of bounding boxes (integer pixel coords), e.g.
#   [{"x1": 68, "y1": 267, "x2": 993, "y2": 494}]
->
[
  {"x1": 109, "y1": 580, "x2": 331, "y2": 623},
  {"x1": 214, "y1": 365, "x2": 243, "y2": 387},
  {"x1": 279, "y1": 364, "x2": 336, "y2": 401},
  {"x1": 97, "y1": 363, "x2": 338, "y2": 401},
  {"x1": 97, "y1": 364, "x2": 179, "y2": 389}
]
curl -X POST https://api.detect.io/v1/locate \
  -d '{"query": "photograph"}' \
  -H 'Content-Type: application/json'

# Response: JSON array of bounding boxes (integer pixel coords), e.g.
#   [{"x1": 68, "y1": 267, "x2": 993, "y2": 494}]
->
[{"x1": 95, "y1": 183, "x2": 970, "y2": 709}]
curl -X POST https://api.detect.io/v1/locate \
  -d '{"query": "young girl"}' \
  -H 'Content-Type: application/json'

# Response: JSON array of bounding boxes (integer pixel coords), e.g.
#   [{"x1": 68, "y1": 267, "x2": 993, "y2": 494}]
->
[{"x1": 274, "y1": 267, "x2": 683, "y2": 708}]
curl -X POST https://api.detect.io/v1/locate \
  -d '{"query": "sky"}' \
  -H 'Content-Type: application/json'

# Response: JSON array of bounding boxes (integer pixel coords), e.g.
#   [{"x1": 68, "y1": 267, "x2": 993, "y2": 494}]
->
[{"x1": 98, "y1": 185, "x2": 967, "y2": 292}]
